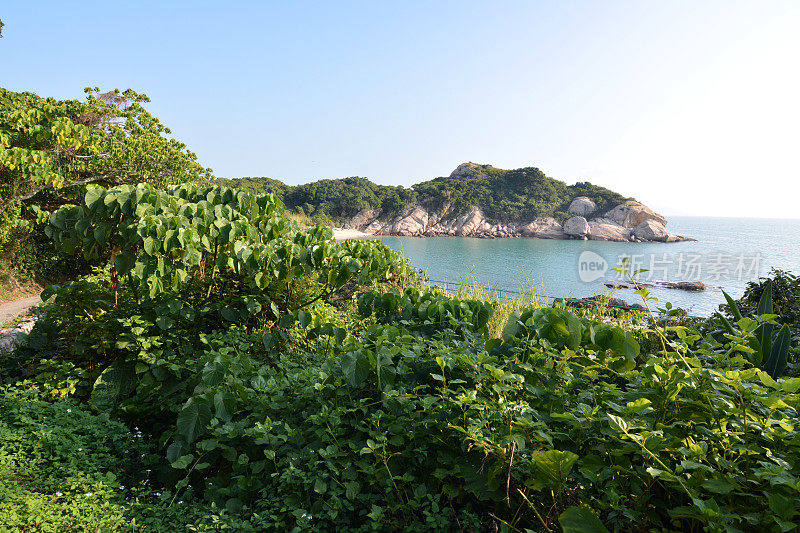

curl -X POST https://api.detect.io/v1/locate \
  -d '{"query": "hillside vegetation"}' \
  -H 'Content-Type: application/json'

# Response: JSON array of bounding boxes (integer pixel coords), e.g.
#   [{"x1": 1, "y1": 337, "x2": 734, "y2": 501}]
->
[{"x1": 221, "y1": 163, "x2": 630, "y2": 225}]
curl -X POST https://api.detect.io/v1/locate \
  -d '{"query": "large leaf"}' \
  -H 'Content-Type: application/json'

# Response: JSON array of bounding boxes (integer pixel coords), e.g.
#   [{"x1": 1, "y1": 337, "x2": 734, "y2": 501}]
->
[
  {"x1": 530, "y1": 450, "x2": 579, "y2": 487},
  {"x1": 341, "y1": 351, "x2": 370, "y2": 387},
  {"x1": 757, "y1": 280, "x2": 774, "y2": 316},
  {"x1": 114, "y1": 250, "x2": 136, "y2": 277},
  {"x1": 90, "y1": 360, "x2": 136, "y2": 412},
  {"x1": 176, "y1": 400, "x2": 211, "y2": 444},
  {"x1": 559, "y1": 506, "x2": 610, "y2": 533},
  {"x1": 722, "y1": 290, "x2": 743, "y2": 321},
  {"x1": 764, "y1": 324, "x2": 792, "y2": 378}
]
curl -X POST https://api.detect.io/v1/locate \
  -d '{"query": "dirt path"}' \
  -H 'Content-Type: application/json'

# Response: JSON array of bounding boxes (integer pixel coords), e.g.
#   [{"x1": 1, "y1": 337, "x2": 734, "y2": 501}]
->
[{"x1": 0, "y1": 296, "x2": 42, "y2": 325}]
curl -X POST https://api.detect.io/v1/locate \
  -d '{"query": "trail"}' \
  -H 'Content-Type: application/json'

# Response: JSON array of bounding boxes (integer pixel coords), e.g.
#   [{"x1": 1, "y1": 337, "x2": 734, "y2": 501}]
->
[{"x1": 0, "y1": 296, "x2": 41, "y2": 325}]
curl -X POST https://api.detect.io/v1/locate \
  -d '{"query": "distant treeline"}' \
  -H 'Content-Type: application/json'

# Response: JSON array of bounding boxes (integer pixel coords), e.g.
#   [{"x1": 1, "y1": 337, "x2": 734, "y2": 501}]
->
[{"x1": 219, "y1": 164, "x2": 631, "y2": 224}]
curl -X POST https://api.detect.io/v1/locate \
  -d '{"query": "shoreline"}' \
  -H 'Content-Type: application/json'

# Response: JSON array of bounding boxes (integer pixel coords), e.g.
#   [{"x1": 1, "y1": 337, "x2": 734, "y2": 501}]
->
[{"x1": 332, "y1": 228, "x2": 374, "y2": 241}]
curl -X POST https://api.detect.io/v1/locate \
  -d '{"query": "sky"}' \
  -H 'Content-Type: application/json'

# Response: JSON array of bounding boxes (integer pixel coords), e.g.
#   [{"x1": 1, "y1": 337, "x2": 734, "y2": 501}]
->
[{"x1": 2, "y1": 1, "x2": 799, "y2": 218}]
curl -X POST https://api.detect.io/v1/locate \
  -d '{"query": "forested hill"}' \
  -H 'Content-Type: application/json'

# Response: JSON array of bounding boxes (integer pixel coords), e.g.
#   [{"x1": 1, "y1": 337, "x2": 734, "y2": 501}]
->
[{"x1": 219, "y1": 162, "x2": 631, "y2": 225}]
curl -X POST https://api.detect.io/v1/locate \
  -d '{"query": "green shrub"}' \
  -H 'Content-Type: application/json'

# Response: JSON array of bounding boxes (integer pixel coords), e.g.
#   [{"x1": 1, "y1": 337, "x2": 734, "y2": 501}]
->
[{"x1": 7, "y1": 179, "x2": 800, "y2": 531}]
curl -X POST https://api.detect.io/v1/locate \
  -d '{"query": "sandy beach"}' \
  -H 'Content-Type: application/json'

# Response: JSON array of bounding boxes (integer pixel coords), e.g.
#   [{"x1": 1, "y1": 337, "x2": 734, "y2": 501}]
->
[{"x1": 332, "y1": 228, "x2": 374, "y2": 241}]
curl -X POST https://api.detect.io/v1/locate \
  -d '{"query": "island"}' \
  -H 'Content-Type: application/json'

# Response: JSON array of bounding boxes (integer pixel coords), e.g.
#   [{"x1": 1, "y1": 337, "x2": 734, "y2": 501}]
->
[{"x1": 222, "y1": 162, "x2": 694, "y2": 242}]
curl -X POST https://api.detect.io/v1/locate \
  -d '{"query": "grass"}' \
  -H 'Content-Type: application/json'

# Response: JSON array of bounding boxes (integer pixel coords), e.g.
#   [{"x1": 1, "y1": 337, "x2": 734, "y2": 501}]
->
[
  {"x1": 454, "y1": 272, "x2": 549, "y2": 338},
  {"x1": 288, "y1": 212, "x2": 314, "y2": 228}
]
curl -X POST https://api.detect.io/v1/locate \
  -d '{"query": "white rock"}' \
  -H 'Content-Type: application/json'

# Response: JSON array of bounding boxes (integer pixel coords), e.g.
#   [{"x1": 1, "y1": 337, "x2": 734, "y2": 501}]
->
[
  {"x1": 568, "y1": 197, "x2": 597, "y2": 216},
  {"x1": 604, "y1": 200, "x2": 667, "y2": 229},
  {"x1": 588, "y1": 218, "x2": 632, "y2": 242},
  {"x1": 564, "y1": 216, "x2": 590, "y2": 237},
  {"x1": 633, "y1": 219, "x2": 669, "y2": 242},
  {"x1": 343, "y1": 209, "x2": 378, "y2": 230},
  {"x1": 519, "y1": 217, "x2": 566, "y2": 239}
]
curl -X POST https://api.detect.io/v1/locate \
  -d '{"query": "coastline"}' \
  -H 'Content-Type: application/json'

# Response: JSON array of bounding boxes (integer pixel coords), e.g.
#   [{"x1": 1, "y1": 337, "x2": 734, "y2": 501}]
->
[{"x1": 332, "y1": 228, "x2": 374, "y2": 241}]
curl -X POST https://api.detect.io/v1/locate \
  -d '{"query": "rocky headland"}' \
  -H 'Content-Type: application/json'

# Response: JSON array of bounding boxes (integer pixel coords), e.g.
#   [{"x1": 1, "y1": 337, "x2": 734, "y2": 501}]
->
[{"x1": 342, "y1": 165, "x2": 693, "y2": 243}]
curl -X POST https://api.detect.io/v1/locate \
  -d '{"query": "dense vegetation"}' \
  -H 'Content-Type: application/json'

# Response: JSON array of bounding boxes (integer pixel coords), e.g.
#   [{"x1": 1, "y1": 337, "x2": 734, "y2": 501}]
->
[
  {"x1": 3, "y1": 86, "x2": 800, "y2": 531},
  {"x1": 1, "y1": 176, "x2": 799, "y2": 530},
  {"x1": 220, "y1": 164, "x2": 630, "y2": 225}
]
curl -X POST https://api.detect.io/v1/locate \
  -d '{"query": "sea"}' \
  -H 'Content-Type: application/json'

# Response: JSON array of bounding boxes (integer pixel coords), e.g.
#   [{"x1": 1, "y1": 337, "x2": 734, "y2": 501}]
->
[{"x1": 374, "y1": 216, "x2": 800, "y2": 317}]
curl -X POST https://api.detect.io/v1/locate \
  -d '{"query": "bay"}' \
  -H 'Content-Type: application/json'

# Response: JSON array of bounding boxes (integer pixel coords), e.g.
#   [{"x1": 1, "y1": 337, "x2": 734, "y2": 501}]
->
[{"x1": 375, "y1": 216, "x2": 800, "y2": 316}]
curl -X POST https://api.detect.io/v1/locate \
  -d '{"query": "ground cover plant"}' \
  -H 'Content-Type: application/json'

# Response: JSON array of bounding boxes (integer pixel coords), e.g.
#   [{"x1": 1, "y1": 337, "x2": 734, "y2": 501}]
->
[{"x1": 1, "y1": 181, "x2": 799, "y2": 532}]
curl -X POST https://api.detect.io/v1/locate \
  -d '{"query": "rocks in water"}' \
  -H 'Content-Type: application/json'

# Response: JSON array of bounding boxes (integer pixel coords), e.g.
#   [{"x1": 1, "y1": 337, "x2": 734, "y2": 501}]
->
[
  {"x1": 633, "y1": 219, "x2": 669, "y2": 242},
  {"x1": 663, "y1": 281, "x2": 706, "y2": 292},
  {"x1": 563, "y1": 216, "x2": 590, "y2": 238},
  {"x1": 588, "y1": 218, "x2": 632, "y2": 242},
  {"x1": 520, "y1": 217, "x2": 565, "y2": 239},
  {"x1": 568, "y1": 196, "x2": 597, "y2": 216},
  {"x1": 604, "y1": 282, "x2": 632, "y2": 289},
  {"x1": 555, "y1": 296, "x2": 645, "y2": 311},
  {"x1": 604, "y1": 200, "x2": 667, "y2": 229}
]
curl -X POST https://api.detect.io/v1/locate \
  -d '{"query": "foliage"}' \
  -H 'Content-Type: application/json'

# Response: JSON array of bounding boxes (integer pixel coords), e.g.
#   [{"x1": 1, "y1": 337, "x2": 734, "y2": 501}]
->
[
  {"x1": 5, "y1": 180, "x2": 800, "y2": 531},
  {"x1": 0, "y1": 386, "x2": 261, "y2": 531},
  {"x1": 713, "y1": 280, "x2": 794, "y2": 378},
  {"x1": 725, "y1": 269, "x2": 800, "y2": 334},
  {"x1": 0, "y1": 86, "x2": 212, "y2": 276},
  {"x1": 222, "y1": 164, "x2": 631, "y2": 225}
]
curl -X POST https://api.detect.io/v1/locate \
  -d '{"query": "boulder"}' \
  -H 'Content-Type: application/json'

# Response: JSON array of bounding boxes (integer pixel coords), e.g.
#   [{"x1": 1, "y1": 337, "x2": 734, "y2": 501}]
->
[
  {"x1": 563, "y1": 216, "x2": 590, "y2": 238},
  {"x1": 520, "y1": 217, "x2": 565, "y2": 239},
  {"x1": 604, "y1": 200, "x2": 667, "y2": 229},
  {"x1": 588, "y1": 218, "x2": 632, "y2": 242},
  {"x1": 568, "y1": 196, "x2": 597, "y2": 216},
  {"x1": 363, "y1": 219, "x2": 386, "y2": 233},
  {"x1": 0, "y1": 319, "x2": 36, "y2": 355},
  {"x1": 633, "y1": 219, "x2": 669, "y2": 242}
]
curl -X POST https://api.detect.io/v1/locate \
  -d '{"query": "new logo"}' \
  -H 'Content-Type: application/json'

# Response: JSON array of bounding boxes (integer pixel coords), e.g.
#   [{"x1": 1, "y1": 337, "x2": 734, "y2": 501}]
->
[{"x1": 578, "y1": 251, "x2": 608, "y2": 282}]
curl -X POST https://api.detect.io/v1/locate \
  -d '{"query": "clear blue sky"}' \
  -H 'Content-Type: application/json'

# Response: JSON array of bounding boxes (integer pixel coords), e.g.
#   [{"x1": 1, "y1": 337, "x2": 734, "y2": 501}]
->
[{"x1": 2, "y1": 1, "x2": 799, "y2": 217}]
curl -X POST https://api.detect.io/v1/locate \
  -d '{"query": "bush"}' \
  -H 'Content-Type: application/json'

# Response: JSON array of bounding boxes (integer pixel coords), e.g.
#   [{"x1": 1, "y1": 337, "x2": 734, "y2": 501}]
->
[
  {"x1": 6, "y1": 180, "x2": 799, "y2": 531},
  {"x1": 731, "y1": 269, "x2": 800, "y2": 332}
]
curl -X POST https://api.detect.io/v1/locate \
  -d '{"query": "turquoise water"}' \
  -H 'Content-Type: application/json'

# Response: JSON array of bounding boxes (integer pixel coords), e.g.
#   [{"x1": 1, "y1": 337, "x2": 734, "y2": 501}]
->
[{"x1": 376, "y1": 216, "x2": 800, "y2": 316}]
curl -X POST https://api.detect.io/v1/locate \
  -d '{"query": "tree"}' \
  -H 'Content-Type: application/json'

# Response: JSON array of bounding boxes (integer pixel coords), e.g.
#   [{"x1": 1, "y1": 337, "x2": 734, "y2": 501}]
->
[{"x1": 0, "y1": 87, "x2": 212, "y2": 267}]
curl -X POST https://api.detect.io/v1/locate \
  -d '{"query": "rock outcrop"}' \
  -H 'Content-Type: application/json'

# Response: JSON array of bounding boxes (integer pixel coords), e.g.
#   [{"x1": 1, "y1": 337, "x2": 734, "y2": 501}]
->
[
  {"x1": 588, "y1": 219, "x2": 632, "y2": 242},
  {"x1": 449, "y1": 162, "x2": 492, "y2": 179},
  {"x1": 343, "y1": 200, "x2": 693, "y2": 242},
  {"x1": 339, "y1": 175, "x2": 693, "y2": 243},
  {"x1": 633, "y1": 220, "x2": 669, "y2": 242},
  {"x1": 519, "y1": 217, "x2": 565, "y2": 239},
  {"x1": 0, "y1": 317, "x2": 37, "y2": 355},
  {"x1": 605, "y1": 200, "x2": 667, "y2": 229}
]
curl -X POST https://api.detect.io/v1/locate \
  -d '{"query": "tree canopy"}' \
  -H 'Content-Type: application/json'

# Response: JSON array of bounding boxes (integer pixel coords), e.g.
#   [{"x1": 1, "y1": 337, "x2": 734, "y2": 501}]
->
[{"x1": 0, "y1": 87, "x2": 212, "y2": 264}]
